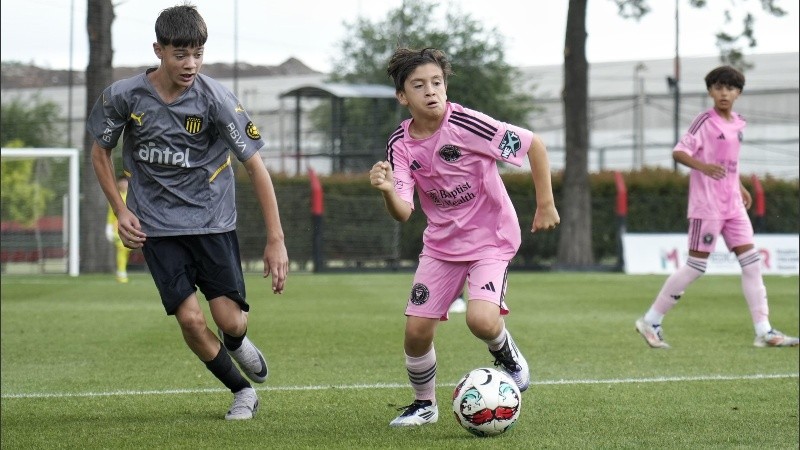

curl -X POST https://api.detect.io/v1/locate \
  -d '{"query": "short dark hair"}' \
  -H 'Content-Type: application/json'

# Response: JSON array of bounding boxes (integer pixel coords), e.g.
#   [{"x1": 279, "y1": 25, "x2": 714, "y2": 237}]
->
[
  {"x1": 155, "y1": 2, "x2": 208, "y2": 48},
  {"x1": 704, "y1": 65, "x2": 745, "y2": 92},
  {"x1": 387, "y1": 47, "x2": 453, "y2": 92}
]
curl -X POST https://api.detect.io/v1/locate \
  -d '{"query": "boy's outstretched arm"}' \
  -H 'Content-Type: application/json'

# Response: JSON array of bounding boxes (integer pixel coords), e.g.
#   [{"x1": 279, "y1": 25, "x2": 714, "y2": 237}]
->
[
  {"x1": 369, "y1": 161, "x2": 412, "y2": 222},
  {"x1": 527, "y1": 134, "x2": 560, "y2": 233}
]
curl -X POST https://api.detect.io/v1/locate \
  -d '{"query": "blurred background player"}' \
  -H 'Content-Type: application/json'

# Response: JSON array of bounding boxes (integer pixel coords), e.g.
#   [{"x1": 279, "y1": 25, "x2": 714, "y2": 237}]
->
[
  {"x1": 448, "y1": 289, "x2": 466, "y2": 314},
  {"x1": 371, "y1": 47, "x2": 560, "y2": 427},
  {"x1": 635, "y1": 65, "x2": 799, "y2": 349},
  {"x1": 105, "y1": 175, "x2": 131, "y2": 283}
]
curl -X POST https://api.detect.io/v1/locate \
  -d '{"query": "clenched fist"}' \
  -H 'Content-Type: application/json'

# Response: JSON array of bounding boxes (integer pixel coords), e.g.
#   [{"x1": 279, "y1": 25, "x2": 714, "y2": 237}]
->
[{"x1": 370, "y1": 161, "x2": 395, "y2": 192}]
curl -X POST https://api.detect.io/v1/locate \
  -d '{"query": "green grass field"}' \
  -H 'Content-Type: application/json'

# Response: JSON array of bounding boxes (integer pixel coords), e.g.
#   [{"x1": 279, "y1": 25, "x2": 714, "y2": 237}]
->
[{"x1": 1, "y1": 272, "x2": 798, "y2": 449}]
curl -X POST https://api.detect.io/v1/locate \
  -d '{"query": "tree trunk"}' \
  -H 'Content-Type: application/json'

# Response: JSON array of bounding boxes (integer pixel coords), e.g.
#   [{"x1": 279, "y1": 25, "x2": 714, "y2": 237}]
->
[
  {"x1": 81, "y1": 0, "x2": 115, "y2": 273},
  {"x1": 558, "y1": 0, "x2": 594, "y2": 268}
]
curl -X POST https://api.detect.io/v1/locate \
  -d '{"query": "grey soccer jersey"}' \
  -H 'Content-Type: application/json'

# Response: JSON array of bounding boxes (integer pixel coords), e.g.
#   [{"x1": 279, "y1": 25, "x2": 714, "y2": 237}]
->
[{"x1": 87, "y1": 70, "x2": 266, "y2": 236}]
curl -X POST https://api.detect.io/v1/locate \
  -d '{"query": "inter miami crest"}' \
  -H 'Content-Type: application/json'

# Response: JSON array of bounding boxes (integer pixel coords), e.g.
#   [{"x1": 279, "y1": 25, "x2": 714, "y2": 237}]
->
[
  {"x1": 439, "y1": 145, "x2": 461, "y2": 162},
  {"x1": 409, "y1": 283, "x2": 430, "y2": 305},
  {"x1": 184, "y1": 115, "x2": 203, "y2": 134},
  {"x1": 703, "y1": 233, "x2": 714, "y2": 245}
]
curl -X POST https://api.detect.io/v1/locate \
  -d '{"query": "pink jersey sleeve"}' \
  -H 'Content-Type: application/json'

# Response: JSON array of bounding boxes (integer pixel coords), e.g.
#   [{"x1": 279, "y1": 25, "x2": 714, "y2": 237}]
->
[
  {"x1": 385, "y1": 124, "x2": 415, "y2": 208},
  {"x1": 454, "y1": 105, "x2": 533, "y2": 167}
]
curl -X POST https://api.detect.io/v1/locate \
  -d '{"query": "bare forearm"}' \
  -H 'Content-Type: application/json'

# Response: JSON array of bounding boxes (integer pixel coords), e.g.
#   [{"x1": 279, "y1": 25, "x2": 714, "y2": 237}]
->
[
  {"x1": 382, "y1": 190, "x2": 412, "y2": 222},
  {"x1": 528, "y1": 135, "x2": 555, "y2": 206}
]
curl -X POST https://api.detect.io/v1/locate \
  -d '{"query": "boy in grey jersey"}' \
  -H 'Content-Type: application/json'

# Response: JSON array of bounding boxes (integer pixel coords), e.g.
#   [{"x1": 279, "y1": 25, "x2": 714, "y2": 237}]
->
[{"x1": 87, "y1": 3, "x2": 288, "y2": 420}]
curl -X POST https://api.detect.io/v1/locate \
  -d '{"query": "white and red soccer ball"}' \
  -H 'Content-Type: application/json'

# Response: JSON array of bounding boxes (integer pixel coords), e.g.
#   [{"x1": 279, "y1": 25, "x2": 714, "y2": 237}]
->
[{"x1": 452, "y1": 367, "x2": 522, "y2": 437}]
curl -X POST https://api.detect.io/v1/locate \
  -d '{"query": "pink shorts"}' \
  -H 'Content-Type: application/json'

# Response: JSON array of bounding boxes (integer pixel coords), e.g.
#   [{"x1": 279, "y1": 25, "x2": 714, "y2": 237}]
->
[
  {"x1": 405, "y1": 255, "x2": 510, "y2": 321},
  {"x1": 688, "y1": 213, "x2": 754, "y2": 253}
]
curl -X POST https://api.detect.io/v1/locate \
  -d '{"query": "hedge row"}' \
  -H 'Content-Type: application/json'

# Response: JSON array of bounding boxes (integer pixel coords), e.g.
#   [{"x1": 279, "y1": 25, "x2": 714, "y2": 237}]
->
[{"x1": 234, "y1": 167, "x2": 799, "y2": 269}]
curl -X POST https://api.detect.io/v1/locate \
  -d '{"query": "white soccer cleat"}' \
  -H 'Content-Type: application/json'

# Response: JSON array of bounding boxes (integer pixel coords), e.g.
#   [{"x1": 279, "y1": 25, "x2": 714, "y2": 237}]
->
[
  {"x1": 389, "y1": 400, "x2": 438, "y2": 427},
  {"x1": 225, "y1": 387, "x2": 259, "y2": 420},
  {"x1": 489, "y1": 331, "x2": 530, "y2": 392},
  {"x1": 219, "y1": 329, "x2": 268, "y2": 383},
  {"x1": 753, "y1": 329, "x2": 800, "y2": 348},
  {"x1": 635, "y1": 317, "x2": 671, "y2": 349}
]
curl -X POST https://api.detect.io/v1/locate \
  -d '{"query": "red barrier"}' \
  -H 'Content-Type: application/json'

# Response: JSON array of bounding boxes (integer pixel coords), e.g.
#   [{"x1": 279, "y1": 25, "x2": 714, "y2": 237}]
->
[
  {"x1": 308, "y1": 168, "x2": 324, "y2": 215},
  {"x1": 750, "y1": 175, "x2": 765, "y2": 217},
  {"x1": 614, "y1": 171, "x2": 628, "y2": 217}
]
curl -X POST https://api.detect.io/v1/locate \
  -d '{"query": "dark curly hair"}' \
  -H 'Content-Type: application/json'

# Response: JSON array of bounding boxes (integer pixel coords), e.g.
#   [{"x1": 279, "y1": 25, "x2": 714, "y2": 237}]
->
[{"x1": 387, "y1": 47, "x2": 453, "y2": 92}]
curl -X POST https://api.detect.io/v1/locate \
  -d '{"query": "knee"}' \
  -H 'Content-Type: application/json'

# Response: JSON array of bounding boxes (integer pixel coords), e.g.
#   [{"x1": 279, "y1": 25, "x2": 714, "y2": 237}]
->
[
  {"x1": 404, "y1": 323, "x2": 434, "y2": 356},
  {"x1": 466, "y1": 314, "x2": 501, "y2": 340},
  {"x1": 176, "y1": 308, "x2": 208, "y2": 337}
]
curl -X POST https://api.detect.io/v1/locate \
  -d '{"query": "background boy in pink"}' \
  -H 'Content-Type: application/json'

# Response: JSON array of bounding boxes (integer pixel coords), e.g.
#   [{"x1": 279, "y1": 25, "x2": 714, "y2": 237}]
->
[
  {"x1": 370, "y1": 47, "x2": 560, "y2": 427},
  {"x1": 635, "y1": 65, "x2": 798, "y2": 349}
]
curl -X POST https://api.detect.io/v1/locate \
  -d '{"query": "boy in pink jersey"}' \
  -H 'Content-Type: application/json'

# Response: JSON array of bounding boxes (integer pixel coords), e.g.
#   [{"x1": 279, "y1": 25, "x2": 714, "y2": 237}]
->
[
  {"x1": 370, "y1": 47, "x2": 560, "y2": 427},
  {"x1": 635, "y1": 65, "x2": 798, "y2": 349}
]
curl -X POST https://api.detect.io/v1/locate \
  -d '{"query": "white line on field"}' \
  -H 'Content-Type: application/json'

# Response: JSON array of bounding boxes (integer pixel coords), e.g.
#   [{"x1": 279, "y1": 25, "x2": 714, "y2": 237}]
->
[{"x1": 2, "y1": 373, "x2": 797, "y2": 400}]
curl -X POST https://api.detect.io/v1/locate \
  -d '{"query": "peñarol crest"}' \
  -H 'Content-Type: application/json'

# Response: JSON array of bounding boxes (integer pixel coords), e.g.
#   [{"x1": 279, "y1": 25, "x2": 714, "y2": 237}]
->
[{"x1": 184, "y1": 115, "x2": 203, "y2": 134}]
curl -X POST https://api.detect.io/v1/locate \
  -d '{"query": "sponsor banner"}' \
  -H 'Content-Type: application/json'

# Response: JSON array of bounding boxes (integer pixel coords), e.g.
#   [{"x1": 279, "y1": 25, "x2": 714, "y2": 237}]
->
[{"x1": 623, "y1": 233, "x2": 799, "y2": 275}]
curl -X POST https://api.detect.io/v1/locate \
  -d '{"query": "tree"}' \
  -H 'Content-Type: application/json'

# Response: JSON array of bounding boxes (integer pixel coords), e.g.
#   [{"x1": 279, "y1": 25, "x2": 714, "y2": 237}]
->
[
  {"x1": 0, "y1": 98, "x2": 64, "y2": 229},
  {"x1": 612, "y1": 0, "x2": 787, "y2": 70},
  {"x1": 81, "y1": 0, "x2": 115, "y2": 273},
  {"x1": 557, "y1": 0, "x2": 787, "y2": 268},
  {"x1": 324, "y1": 0, "x2": 536, "y2": 171},
  {"x1": 0, "y1": 96, "x2": 61, "y2": 147},
  {"x1": 559, "y1": 0, "x2": 593, "y2": 268}
]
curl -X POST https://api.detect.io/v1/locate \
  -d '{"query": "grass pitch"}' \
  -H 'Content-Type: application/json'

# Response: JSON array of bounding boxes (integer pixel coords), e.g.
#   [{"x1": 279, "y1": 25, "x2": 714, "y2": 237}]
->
[{"x1": 1, "y1": 272, "x2": 798, "y2": 449}]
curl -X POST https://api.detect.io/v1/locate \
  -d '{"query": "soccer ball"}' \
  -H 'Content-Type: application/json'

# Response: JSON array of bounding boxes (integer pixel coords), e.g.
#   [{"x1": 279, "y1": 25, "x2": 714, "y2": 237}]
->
[{"x1": 452, "y1": 367, "x2": 522, "y2": 437}]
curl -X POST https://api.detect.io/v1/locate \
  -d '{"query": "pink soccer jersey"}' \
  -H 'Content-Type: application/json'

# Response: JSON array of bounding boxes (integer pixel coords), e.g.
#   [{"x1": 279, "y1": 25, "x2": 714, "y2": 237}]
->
[
  {"x1": 385, "y1": 102, "x2": 533, "y2": 261},
  {"x1": 674, "y1": 107, "x2": 748, "y2": 220}
]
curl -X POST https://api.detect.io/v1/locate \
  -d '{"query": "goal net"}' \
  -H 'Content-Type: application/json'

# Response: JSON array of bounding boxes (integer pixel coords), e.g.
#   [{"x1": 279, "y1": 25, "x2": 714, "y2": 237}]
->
[{"x1": 1, "y1": 148, "x2": 80, "y2": 276}]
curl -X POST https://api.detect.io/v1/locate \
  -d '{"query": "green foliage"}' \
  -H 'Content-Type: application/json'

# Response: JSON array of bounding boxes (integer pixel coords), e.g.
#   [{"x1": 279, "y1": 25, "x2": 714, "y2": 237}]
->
[
  {"x1": 0, "y1": 157, "x2": 54, "y2": 226},
  {"x1": 1, "y1": 273, "x2": 797, "y2": 448},
  {"x1": 0, "y1": 95, "x2": 62, "y2": 147},
  {"x1": 332, "y1": 0, "x2": 534, "y2": 123},
  {"x1": 314, "y1": 0, "x2": 537, "y2": 172},
  {"x1": 0, "y1": 96, "x2": 66, "y2": 226}
]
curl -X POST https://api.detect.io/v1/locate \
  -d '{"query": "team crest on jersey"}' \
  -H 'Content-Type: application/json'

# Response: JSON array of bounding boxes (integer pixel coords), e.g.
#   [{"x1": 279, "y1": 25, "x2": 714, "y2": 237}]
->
[
  {"x1": 246, "y1": 121, "x2": 261, "y2": 140},
  {"x1": 439, "y1": 145, "x2": 461, "y2": 162},
  {"x1": 184, "y1": 115, "x2": 203, "y2": 134},
  {"x1": 409, "y1": 283, "x2": 430, "y2": 305},
  {"x1": 703, "y1": 233, "x2": 714, "y2": 245},
  {"x1": 499, "y1": 130, "x2": 521, "y2": 159}
]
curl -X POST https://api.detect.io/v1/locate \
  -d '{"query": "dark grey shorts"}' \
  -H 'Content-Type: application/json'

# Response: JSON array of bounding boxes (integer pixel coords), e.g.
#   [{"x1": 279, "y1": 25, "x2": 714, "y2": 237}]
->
[{"x1": 142, "y1": 231, "x2": 248, "y2": 315}]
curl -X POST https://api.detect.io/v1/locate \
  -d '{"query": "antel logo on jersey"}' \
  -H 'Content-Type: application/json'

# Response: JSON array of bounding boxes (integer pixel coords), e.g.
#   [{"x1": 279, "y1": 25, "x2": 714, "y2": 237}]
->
[
  {"x1": 136, "y1": 142, "x2": 191, "y2": 167},
  {"x1": 438, "y1": 145, "x2": 461, "y2": 162},
  {"x1": 499, "y1": 130, "x2": 521, "y2": 159}
]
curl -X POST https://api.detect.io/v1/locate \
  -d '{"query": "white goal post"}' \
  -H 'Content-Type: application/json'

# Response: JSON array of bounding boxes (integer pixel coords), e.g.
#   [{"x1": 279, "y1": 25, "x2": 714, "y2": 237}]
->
[{"x1": 1, "y1": 148, "x2": 80, "y2": 276}]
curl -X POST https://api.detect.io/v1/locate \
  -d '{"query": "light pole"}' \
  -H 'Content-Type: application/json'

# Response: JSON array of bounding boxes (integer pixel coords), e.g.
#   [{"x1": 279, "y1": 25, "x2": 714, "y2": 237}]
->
[
  {"x1": 667, "y1": 0, "x2": 681, "y2": 171},
  {"x1": 633, "y1": 63, "x2": 647, "y2": 169},
  {"x1": 233, "y1": 0, "x2": 239, "y2": 98}
]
